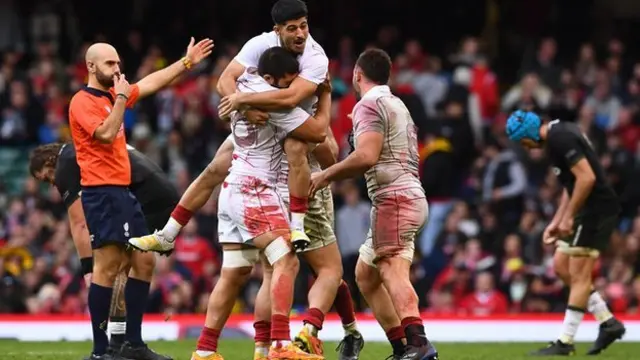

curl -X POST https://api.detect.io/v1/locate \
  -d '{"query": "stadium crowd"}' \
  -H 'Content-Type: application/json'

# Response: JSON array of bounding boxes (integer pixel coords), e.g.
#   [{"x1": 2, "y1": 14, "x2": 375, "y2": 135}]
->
[{"x1": 3, "y1": 4, "x2": 640, "y2": 319}]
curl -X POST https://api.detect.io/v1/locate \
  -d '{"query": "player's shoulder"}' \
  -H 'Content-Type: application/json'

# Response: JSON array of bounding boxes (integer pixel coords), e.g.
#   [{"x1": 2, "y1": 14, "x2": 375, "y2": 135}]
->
[
  {"x1": 547, "y1": 119, "x2": 579, "y2": 141},
  {"x1": 300, "y1": 34, "x2": 328, "y2": 64},
  {"x1": 69, "y1": 89, "x2": 91, "y2": 107},
  {"x1": 238, "y1": 70, "x2": 276, "y2": 93},
  {"x1": 250, "y1": 31, "x2": 280, "y2": 46}
]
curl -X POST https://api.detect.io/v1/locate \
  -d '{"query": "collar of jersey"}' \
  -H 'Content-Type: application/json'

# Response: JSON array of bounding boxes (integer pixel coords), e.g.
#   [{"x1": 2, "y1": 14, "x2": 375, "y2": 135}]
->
[
  {"x1": 361, "y1": 85, "x2": 391, "y2": 101},
  {"x1": 82, "y1": 86, "x2": 114, "y2": 104}
]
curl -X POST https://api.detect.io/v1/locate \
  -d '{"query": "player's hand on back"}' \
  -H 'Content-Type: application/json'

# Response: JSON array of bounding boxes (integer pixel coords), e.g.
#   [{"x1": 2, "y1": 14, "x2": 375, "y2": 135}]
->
[
  {"x1": 219, "y1": 93, "x2": 240, "y2": 119},
  {"x1": 114, "y1": 74, "x2": 131, "y2": 98},
  {"x1": 244, "y1": 108, "x2": 269, "y2": 125},
  {"x1": 185, "y1": 37, "x2": 214, "y2": 65}
]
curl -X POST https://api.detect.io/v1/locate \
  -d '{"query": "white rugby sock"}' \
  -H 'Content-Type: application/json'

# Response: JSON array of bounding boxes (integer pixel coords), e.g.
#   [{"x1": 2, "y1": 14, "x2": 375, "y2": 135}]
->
[
  {"x1": 254, "y1": 345, "x2": 269, "y2": 357},
  {"x1": 558, "y1": 307, "x2": 585, "y2": 344},
  {"x1": 588, "y1": 290, "x2": 614, "y2": 324},
  {"x1": 195, "y1": 350, "x2": 216, "y2": 356},
  {"x1": 305, "y1": 323, "x2": 319, "y2": 337},
  {"x1": 161, "y1": 217, "x2": 183, "y2": 241},
  {"x1": 343, "y1": 321, "x2": 361, "y2": 337},
  {"x1": 291, "y1": 212, "x2": 306, "y2": 231}
]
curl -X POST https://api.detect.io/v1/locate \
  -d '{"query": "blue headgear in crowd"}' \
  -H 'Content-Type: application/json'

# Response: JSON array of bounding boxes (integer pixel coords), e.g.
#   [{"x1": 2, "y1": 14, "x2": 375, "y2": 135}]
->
[{"x1": 506, "y1": 110, "x2": 542, "y2": 142}]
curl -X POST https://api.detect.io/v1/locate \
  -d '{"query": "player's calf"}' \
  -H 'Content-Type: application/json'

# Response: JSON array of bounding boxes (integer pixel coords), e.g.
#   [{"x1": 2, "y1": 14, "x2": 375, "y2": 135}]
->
[
  {"x1": 284, "y1": 137, "x2": 311, "y2": 251},
  {"x1": 193, "y1": 246, "x2": 258, "y2": 360}
]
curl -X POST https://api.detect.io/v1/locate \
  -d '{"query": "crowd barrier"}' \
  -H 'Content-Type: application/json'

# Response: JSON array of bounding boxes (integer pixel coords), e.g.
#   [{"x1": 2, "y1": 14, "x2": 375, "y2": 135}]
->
[{"x1": 2, "y1": 314, "x2": 640, "y2": 342}]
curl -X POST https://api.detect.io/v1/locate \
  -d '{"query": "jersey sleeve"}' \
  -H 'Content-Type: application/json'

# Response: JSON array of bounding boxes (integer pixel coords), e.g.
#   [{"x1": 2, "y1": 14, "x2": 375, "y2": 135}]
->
[
  {"x1": 298, "y1": 53, "x2": 328, "y2": 85},
  {"x1": 548, "y1": 131, "x2": 585, "y2": 167},
  {"x1": 269, "y1": 107, "x2": 310, "y2": 134},
  {"x1": 354, "y1": 100, "x2": 385, "y2": 138},
  {"x1": 110, "y1": 84, "x2": 140, "y2": 108},
  {"x1": 69, "y1": 97, "x2": 105, "y2": 137},
  {"x1": 54, "y1": 156, "x2": 82, "y2": 209},
  {"x1": 234, "y1": 34, "x2": 270, "y2": 69}
]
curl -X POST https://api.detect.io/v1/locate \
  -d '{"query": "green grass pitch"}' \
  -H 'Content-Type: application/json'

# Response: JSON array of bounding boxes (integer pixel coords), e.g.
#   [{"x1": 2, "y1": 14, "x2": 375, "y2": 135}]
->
[{"x1": 0, "y1": 340, "x2": 637, "y2": 360}]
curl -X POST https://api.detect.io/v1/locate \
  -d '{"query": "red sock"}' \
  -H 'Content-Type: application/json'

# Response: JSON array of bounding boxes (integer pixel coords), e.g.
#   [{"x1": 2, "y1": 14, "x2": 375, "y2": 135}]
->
[
  {"x1": 303, "y1": 308, "x2": 325, "y2": 330},
  {"x1": 271, "y1": 314, "x2": 291, "y2": 341},
  {"x1": 401, "y1": 317, "x2": 422, "y2": 328},
  {"x1": 171, "y1": 204, "x2": 193, "y2": 226},
  {"x1": 254, "y1": 321, "x2": 271, "y2": 343},
  {"x1": 386, "y1": 326, "x2": 405, "y2": 341},
  {"x1": 334, "y1": 280, "x2": 357, "y2": 325},
  {"x1": 196, "y1": 326, "x2": 221, "y2": 351},
  {"x1": 290, "y1": 196, "x2": 308, "y2": 213}
]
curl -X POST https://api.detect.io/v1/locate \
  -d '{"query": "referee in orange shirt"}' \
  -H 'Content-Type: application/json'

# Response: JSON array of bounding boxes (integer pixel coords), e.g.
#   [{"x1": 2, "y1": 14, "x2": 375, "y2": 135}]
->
[{"x1": 69, "y1": 38, "x2": 212, "y2": 360}]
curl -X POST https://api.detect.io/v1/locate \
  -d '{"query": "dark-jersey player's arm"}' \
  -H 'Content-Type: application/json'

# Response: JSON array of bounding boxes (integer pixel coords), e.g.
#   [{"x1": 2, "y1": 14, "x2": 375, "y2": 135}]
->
[{"x1": 68, "y1": 199, "x2": 92, "y2": 260}]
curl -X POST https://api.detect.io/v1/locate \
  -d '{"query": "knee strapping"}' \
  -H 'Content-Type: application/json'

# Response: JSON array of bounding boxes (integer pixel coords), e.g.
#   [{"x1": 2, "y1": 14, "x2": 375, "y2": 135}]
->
[
  {"x1": 222, "y1": 248, "x2": 260, "y2": 268},
  {"x1": 264, "y1": 236, "x2": 291, "y2": 265}
]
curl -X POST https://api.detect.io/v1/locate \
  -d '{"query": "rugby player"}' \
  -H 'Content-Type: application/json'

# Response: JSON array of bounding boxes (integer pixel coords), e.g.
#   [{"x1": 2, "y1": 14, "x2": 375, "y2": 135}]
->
[
  {"x1": 190, "y1": 47, "x2": 328, "y2": 360},
  {"x1": 29, "y1": 142, "x2": 178, "y2": 360},
  {"x1": 69, "y1": 38, "x2": 212, "y2": 360},
  {"x1": 310, "y1": 49, "x2": 439, "y2": 360},
  {"x1": 131, "y1": 1, "x2": 365, "y2": 358},
  {"x1": 505, "y1": 111, "x2": 626, "y2": 356}
]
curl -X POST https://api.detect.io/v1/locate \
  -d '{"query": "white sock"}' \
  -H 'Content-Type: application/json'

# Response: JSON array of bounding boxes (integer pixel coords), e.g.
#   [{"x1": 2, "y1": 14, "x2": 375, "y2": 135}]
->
[
  {"x1": 254, "y1": 345, "x2": 269, "y2": 356},
  {"x1": 343, "y1": 321, "x2": 361, "y2": 337},
  {"x1": 559, "y1": 307, "x2": 585, "y2": 344},
  {"x1": 305, "y1": 323, "x2": 319, "y2": 337},
  {"x1": 195, "y1": 350, "x2": 216, "y2": 356},
  {"x1": 588, "y1": 290, "x2": 614, "y2": 324},
  {"x1": 290, "y1": 212, "x2": 306, "y2": 231},
  {"x1": 161, "y1": 217, "x2": 183, "y2": 241}
]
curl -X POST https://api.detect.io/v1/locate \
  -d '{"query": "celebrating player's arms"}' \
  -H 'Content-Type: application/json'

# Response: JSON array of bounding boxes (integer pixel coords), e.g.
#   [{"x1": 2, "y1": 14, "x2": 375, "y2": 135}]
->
[
  {"x1": 506, "y1": 111, "x2": 625, "y2": 356},
  {"x1": 29, "y1": 142, "x2": 179, "y2": 357},
  {"x1": 310, "y1": 49, "x2": 439, "y2": 360},
  {"x1": 68, "y1": 37, "x2": 211, "y2": 360},
  {"x1": 190, "y1": 47, "x2": 327, "y2": 360}
]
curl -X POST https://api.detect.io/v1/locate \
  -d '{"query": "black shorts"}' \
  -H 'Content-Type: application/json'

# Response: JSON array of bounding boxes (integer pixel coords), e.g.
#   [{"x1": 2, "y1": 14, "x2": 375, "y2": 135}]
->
[
  {"x1": 81, "y1": 186, "x2": 148, "y2": 249},
  {"x1": 564, "y1": 212, "x2": 618, "y2": 252},
  {"x1": 144, "y1": 206, "x2": 174, "y2": 233}
]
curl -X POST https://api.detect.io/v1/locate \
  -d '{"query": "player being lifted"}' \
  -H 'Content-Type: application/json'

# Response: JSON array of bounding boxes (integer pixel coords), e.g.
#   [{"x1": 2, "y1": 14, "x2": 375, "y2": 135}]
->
[
  {"x1": 506, "y1": 111, "x2": 625, "y2": 356},
  {"x1": 130, "y1": 1, "x2": 364, "y2": 359},
  {"x1": 310, "y1": 49, "x2": 439, "y2": 360},
  {"x1": 190, "y1": 47, "x2": 329, "y2": 360}
]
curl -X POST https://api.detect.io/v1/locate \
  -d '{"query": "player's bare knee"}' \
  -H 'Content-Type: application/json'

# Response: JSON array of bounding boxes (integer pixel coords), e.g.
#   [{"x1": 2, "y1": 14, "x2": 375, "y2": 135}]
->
[
  {"x1": 553, "y1": 251, "x2": 570, "y2": 283},
  {"x1": 221, "y1": 266, "x2": 253, "y2": 283},
  {"x1": 129, "y1": 251, "x2": 156, "y2": 281},
  {"x1": 355, "y1": 260, "x2": 378, "y2": 294},
  {"x1": 94, "y1": 257, "x2": 121, "y2": 284}
]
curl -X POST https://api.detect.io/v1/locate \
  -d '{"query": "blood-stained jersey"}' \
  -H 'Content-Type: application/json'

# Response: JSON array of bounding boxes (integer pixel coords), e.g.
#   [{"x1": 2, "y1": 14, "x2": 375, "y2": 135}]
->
[
  {"x1": 352, "y1": 85, "x2": 424, "y2": 201},
  {"x1": 226, "y1": 70, "x2": 310, "y2": 184}
]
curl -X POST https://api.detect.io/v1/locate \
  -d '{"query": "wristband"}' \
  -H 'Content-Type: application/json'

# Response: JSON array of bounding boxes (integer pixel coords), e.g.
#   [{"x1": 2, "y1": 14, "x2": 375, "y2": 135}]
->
[
  {"x1": 181, "y1": 56, "x2": 192, "y2": 70},
  {"x1": 116, "y1": 93, "x2": 129, "y2": 101},
  {"x1": 80, "y1": 257, "x2": 93, "y2": 275}
]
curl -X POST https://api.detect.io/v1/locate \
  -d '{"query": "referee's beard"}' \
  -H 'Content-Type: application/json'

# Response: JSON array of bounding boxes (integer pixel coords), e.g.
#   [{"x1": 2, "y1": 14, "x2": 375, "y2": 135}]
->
[{"x1": 96, "y1": 68, "x2": 116, "y2": 88}]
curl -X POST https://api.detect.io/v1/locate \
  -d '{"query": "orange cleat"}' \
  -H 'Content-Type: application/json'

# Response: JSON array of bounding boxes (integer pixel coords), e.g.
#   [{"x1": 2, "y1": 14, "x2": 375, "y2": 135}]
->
[
  {"x1": 295, "y1": 326, "x2": 324, "y2": 355},
  {"x1": 268, "y1": 342, "x2": 324, "y2": 360},
  {"x1": 190, "y1": 351, "x2": 224, "y2": 360}
]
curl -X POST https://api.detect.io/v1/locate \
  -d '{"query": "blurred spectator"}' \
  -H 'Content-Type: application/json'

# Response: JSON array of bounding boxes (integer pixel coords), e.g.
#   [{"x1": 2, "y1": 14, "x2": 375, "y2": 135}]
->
[{"x1": 459, "y1": 272, "x2": 509, "y2": 315}]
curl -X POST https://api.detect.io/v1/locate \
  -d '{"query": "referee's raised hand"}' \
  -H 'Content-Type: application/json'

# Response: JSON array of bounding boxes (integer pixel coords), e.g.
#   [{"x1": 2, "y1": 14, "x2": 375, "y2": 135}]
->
[{"x1": 113, "y1": 74, "x2": 131, "y2": 98}]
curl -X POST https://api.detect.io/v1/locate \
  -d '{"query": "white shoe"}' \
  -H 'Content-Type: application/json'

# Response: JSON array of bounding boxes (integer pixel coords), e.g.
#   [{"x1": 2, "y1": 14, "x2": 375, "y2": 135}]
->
[{"x1": 128, "y1": 230, "x2": 175, "y2": 256}]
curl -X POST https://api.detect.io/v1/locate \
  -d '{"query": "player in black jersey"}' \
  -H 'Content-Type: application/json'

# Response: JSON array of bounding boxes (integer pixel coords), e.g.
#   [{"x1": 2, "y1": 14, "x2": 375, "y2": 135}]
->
[
  {"x1": 29, "y1": 142, "x2": 178, "y2": 360},
  {"x1": 506, "y1": 110, "x2": 626, "y2": 356}
]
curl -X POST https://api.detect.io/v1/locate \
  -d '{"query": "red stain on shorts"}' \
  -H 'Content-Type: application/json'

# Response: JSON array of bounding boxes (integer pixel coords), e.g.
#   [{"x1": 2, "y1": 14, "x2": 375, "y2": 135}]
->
[
  {"x1": 372, "y1": 189, "x2": 427, "y2": 259},
  {"x1": 241, "y1": 176, "x2": 289, "y2": 237}
]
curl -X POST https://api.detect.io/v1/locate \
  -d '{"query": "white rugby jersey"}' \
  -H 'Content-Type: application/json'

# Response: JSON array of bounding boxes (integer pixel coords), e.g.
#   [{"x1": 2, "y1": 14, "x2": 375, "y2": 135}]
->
[
  {"x1": 226, "y1": 70, "x2": 310, "y2": 184},
  {"x1": 352, "y1": 85, "x2": 424, "y2": 202}
]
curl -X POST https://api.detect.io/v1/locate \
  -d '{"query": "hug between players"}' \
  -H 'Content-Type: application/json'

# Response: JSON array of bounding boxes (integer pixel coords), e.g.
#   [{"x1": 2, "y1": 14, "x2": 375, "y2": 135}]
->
[{"x1": 6, "y1": 0, "x2": 636, "y2": 359}]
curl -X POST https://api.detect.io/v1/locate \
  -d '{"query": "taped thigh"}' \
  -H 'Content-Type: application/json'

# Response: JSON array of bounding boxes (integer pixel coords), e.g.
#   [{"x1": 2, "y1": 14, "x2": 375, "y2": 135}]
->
[{"x1": 222, "y1": 248, "x2": 260, "y2": 268}]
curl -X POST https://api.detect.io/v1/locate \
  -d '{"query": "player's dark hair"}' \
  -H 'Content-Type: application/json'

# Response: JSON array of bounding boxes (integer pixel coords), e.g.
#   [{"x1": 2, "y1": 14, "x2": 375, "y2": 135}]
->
[
  {"x1": 271, "y1": 0, "x2": 308, "y2": 25},
  {"x1": 258, "y1": 47, "x2": 300, "y2": 82},
  {"x1": 356, "y1": 48, "x2": 392, "y2": 85},
  {"x1": 29, "y1": 142, "x2": 64, "y2": 177}
]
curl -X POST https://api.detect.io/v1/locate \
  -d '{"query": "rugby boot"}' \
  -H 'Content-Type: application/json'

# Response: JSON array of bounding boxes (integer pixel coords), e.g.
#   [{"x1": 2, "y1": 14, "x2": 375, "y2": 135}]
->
[
  {"x1": 268, "y1": 342, "x2": 324, "y2": 359},
  {"x1": 587, "y1": 318, "x2": 626, "y2": 355},
  {"x1": 529, "y1": 340, "x2": 576, "y2": 356},
  {"x1": 291, "y1": 229, "x2": 311, "y2": 252},
  {"x1": 119, "y1": 341, "x2": 173, "y2": 360},
  {"x1": 295, "y1": 326, "x2": 324, "y2": 355},
  {"x1": 190, "y1": 352, "x2": 224, "y2": 360},
  {"x1": 399, "y1": 343, "x2": 439, "y2": 360},
  {"x1": 128, "y1": 230, "x2": 174, "y2": 256},
  {"x1": 384, "y1": 355, "x2": 402, "y2": 360},
  {"x1": 85, "y1": 353, "x2": 128, "y2": 360},
  {"x1": 335, "y1": 332, "x2": 365, "y2": 360}
]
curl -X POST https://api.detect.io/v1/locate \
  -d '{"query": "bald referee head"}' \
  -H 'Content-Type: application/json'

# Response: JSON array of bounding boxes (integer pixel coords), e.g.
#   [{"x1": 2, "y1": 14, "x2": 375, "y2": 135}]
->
[{"x1": 85, "y1": 43, "x2": 122, "y2": 90}]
